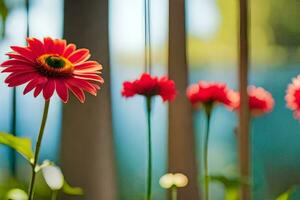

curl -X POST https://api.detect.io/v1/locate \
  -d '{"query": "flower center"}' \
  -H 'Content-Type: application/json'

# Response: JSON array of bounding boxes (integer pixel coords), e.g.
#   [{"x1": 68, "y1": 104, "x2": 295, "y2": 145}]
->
[
  {"x1": 36, "y1": 54, "x2": 74, "y2": 77},
  {"x1": 45, "y1": 56, "x2": 65, "y2": 68}
]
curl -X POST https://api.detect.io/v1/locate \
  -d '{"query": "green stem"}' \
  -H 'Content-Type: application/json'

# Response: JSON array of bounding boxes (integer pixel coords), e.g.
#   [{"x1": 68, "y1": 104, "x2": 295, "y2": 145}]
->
[
  {"x1": 28, "y1": 100, "x2": 50, "y2": 200},
  {"x1": 171, "y1": 186, "x2": 177, "y2": 200},
  {"x1": 146, "y1": 97, "x2": 152, "y2": 200},
  {"x1": 204, "y1": 107, "x2": 212, "y2": 200},
  {"x1": 51, "y1": 190, "x2": 58, "y2": 200}
]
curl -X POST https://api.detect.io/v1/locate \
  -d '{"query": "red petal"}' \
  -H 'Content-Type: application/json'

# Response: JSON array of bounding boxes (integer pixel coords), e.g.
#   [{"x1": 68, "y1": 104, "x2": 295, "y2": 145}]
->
[
  {"x1": 55, "y1": 79, "x2": 69, "y2": 103},
  {"x1": 2, "y1": 66, "x2": 36, "y2": 73},
  {"x1": 74, "y1": 74, "x2": 104, "y2": 83},
  {"x1": 43, "y1": 79, "x2": 55, "y2": 100},
  {"x1": 68, "y1": 49, "x2": 90, "y2": 64},
  {"x1": 43, "y1": 37, "x2": 55, "y2": 53},
  {"x1": 34, "y1": 83, "x2": 45, "y2": 97},
  {"x1": 63, "y1": 43, "x2": 76, "y2": 57},
  {"x1": 66, "y1": 83, "x2": 85, "y2": 103},
  {"x1": 67, "y1": 78, "x2": 98, "y2": 96},
  {"x1": 121, "y1": 82, "x2": 136, "y2": 97},
  {"x1": 6, "y1": 73, "x2": 37, "y2": 87},
  {"x1": 74, "y1": 61, "x2": 102, "y2": 72},
  {"x1": 23, "y1": 77, "x2": 47, "y2": 95},
  {"x1": 27, "y1": 38, "x2": 45, "y2": 57},
  {"x1": 53, "y1": 39, "x2": 66, "y2": 55},
  {"x1": 6, "y1": 53, "x2": 35, "y2": 64},
  {"x1": 1, "y1": 59, "x2": 33, "y2": 67},
  {"x1": 10, "y1": 46, "x2": 35, "y2": 62}
]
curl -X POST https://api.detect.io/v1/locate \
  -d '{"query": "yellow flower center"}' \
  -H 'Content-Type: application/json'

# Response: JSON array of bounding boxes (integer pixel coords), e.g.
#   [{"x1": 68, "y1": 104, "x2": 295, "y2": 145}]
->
[{"x1": 36, "y1": 54, "x2": 74, "y2": 77}]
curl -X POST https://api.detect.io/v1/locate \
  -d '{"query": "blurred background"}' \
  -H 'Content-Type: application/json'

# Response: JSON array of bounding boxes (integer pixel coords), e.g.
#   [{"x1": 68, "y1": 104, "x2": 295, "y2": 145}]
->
[{"x1": 0, "y1": 0, "x2": 300, "y2": 199}]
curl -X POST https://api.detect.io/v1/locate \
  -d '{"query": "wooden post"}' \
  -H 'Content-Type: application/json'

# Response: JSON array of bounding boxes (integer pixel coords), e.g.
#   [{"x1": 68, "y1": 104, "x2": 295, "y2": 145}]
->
[
  {"x1": 238, "y1": 0, "x2": 250, "y2": 199},
  {"x1": 61, "y1": 0, "x2": 117, "y2": 199},
  {"x1": 168, "y1": 0, "x2": 200, "y2": 199}
]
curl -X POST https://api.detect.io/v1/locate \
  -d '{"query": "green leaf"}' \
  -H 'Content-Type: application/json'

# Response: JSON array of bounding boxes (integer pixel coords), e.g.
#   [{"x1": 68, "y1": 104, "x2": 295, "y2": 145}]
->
[
  {"x1": 62, "y1": 180, "x2": 83, "y2": 196},
  {"x1": 209, "y1": 175, "x2": 242, "y2": 200},
  {"x1": 276, "y1": 188, "x2": 295, "y2": 200},
  {"x1": 0, "y1": 0, "x2": 8, "y2": 38},
  {"x1": 209, "y1": 175, "x2": 242, "y2": 188},
  {"x1": 0, "y1": 132, "x2": 34, "y2": 163},
  {"x1": 225, "y1": 187, "x2": 239, "y2": 200}
]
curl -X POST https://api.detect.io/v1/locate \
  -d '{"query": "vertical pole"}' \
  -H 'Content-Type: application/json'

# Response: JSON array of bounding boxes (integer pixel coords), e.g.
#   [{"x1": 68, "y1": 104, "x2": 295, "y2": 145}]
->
[
  {"x1": 168, "y1": 0, "x2": 200, "y2": 199},
  {"x1": 10, "y1": 0, "x2": 30, "y2": 177},
  {"x1": 238, "y1": 0, "x2": 250, "y2": 199},
  {"x1": 144, "y1": 0, "x2": 152, "y2": 73},
  {"x1": 61, "y1": 0, "x2": 117, "y2": 199},
  {"x1": 25, "y1": 0, "x2": 30, "y2": 37}
]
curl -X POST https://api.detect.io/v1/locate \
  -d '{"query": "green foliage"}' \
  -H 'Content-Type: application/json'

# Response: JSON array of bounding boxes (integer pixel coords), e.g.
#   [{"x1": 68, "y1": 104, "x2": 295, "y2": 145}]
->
[
  {"x1": 209, "y1": 175, "x2": 243, "y2": 200},
  {"x1": 0, "y1": 0, "x2": 8, "y2": 38},
  {"x1": 62, "y1": 180, "x2": 83, "y2": 196},
  {"x1": 0, "y1": 132, "x2": 34, "y2": 164},
  {"x1": 269, "y1": 0, "x2": 300, "y2": 47},
  {"x1": 276, "y1": 187, "x2": 297, "y2": 200}
]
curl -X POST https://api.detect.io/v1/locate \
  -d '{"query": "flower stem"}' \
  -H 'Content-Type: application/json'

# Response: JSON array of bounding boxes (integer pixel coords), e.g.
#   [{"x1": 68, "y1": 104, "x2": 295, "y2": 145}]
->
[
  {"x1": 171, "y1": 186, "x2": 177, "y2": 200},
  {"x1": 204, "y1": 105, "x2": 212, "y2": 200},
  {"x1": 51, "y1": 190, "x2": 58, "y2": 200},
  {"x1": 146, "y1": 97, "x2": 152, "y2": 200},
  {"x1": 28, "y1": 100, "x2": 50, "y2": 200}
]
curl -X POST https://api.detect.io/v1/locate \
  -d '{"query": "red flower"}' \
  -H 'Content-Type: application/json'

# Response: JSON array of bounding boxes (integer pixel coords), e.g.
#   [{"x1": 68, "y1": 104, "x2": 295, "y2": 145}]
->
[
  {"x1": 1, "y1": 37, "x2": 104, "y2": 103},
  {"x1": 286, "y1": 75, "x2": 300, "y2": 119},
  {"x1": 186, "y1": 81, "x2": 235, "y2": 109},
  {"x1": 121, "y1": 73, "x2": 176, "y2": 101},
  {"x1": 230, "y1": 86, "x2": 274, "y2": 117}
]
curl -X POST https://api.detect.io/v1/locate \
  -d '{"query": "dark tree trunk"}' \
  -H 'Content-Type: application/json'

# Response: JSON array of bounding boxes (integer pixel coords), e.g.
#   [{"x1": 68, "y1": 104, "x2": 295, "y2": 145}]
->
[
  {"x1": 61, "y1": 0, "x2": 117, "y2": 199},
  {"x1": 168, "y1": 0, "x2": 200, "y2": 199}
]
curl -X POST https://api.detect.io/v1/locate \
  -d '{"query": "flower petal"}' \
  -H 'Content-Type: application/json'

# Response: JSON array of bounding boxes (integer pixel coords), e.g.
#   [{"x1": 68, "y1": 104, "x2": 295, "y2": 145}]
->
[
  {"x1": 6, "y1": 53, "x2": 35, "y2": 64},
  {"x1": 23, "y1": 77, "x2": 47, "y2": 95},
  {"x1": 10, "y1": 46, "x2": 35, "y2": 62},
  {"x1": 53, "y1": 39, "x2": 66, "y2": 55},
  {"x1": 63, "y1": 43, "x2": 76, "y2": 57},
  {"x1": 43, "y1": 37, "x2": 55, "y2": 53},
  {"x1": 55, "y1": 79, "x2": 69, "y2": 103},
  {"x1": 74, "y1": 74, "x2": 104, "y2": 83},
  {"x1": 2, "y1": 66, "x2": 36, "y2": 73},
  {"x1": 68, "y1": 49, "x2": 90, "y2": 64},
  {"x1": 34, "y1": 83, "x2": 45, "y2": 97},
  {"x1": 67, "y1": 78, "x2": 98, "y2": 96},
  {"x1": 43, "y1": 79, "x2": 55, "y2": 100},
  {"x1": 66, "y1": 83, "x2": 85, "y2": 103},
  {"x1": 1, "y1": 59, "x2": 33, "y2": 67},
  {"x1": 74, "y1": 61, "x2": 102, "y2": 72},
  {"x1": 27, "y1": 37, "x2": 45, "y2": 57},
  {"x1": 6, "y1": 73, "x2": 37, "y2": 87}
]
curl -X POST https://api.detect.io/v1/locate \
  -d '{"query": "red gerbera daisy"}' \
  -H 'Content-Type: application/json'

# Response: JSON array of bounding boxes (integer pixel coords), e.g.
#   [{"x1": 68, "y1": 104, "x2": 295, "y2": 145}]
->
[
  {"x1": 121, "y1": 73, "x2": 176, "y2": 101},
  {"x1": 230, "y1": 86, "x2": 274, "y2": 117},
  {"x1": 1, "y1": 37, "x2": 104, "y2": 103},
  {"x1": 186, "y1": 81, "x2": 234, "y2": 110},
  {"x1": 285, "y1": 75, "x2": 300, "y2": 119}
]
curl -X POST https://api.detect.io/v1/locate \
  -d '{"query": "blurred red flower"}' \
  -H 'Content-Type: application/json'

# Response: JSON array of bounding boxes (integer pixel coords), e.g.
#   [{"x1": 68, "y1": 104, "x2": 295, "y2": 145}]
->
[
  {"x1": 286, "y1": 75, "x2": 300, "y2": 119},
  {"x1": 230, "y1": 86, "x2": 274, "y2": 117},
  {"x1": 122, "y1": 73, "x2": 176, "y2": 101},
  {"x1": 186, "y1": 81, "x2": 235, "y2": 109},
  {"x1": 1, "y1": 37, "x2": 104, "y2": 103}
]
